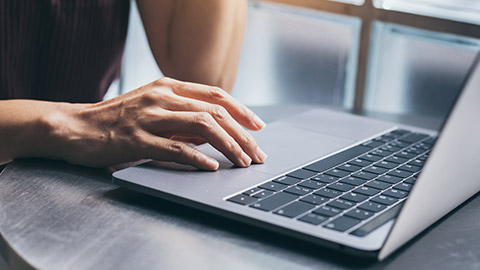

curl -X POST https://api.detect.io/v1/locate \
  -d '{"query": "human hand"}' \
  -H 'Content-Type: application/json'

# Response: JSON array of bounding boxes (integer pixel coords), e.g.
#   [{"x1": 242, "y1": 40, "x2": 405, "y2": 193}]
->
[{"x1": 49, "y1": 78, "x2": 267, "y2": 170}]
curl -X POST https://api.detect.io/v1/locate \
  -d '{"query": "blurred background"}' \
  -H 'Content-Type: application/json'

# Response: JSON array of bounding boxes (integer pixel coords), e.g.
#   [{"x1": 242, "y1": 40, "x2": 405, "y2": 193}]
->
[{"x1": 107, "y1": 0, "x2": 480, "y2": 130}]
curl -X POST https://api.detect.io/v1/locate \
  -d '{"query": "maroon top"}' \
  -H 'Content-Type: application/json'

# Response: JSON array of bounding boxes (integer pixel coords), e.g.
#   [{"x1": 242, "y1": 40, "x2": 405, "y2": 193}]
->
[{"x1": 0, "y1": 0, "x2": 130, "y2": 102}]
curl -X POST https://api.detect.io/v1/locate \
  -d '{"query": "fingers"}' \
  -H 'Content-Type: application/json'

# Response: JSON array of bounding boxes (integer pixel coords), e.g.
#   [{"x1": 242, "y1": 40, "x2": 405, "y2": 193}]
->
[
  {"x1": 161, "y1": 97, "x2": 267, "y2": 164},
  {"x1": 163, "y1": 78, "x2": 266, "y2": 131},
  {"x1": 143, "y1": 135, "x2": 219, "y2": 171},
  {"x1": 151, "y1": 111, "x2": 257, "y2": 167}
]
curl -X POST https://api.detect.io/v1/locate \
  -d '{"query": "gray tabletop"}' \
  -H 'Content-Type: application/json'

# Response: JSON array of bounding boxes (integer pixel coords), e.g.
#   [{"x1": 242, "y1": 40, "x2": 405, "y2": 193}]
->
[{"x1": 0, "y1": 106, "x2": 478, "y2": 270}]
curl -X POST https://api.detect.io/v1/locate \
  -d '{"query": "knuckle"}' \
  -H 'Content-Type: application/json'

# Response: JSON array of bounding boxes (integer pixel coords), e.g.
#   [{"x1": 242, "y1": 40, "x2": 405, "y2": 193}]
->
[
  {"x1": 141, "y1": 88, "x2": 162, "y2": 104},
  {"x1": 194, "y1": 112, "x2": 215, "y2": 129},
  {"x1": 210, "y1": 105, "x2": 228, "y2": 121},
  {"x1": 239, "y1": 133, "x2": 254, "y2": 146},
  {"x1": 208, "y1": 87, "x2": 227, "y2": 101},
  {"x1": 167, "y1": 141, "x2": 187, "y2": 157},
  {"x1": 225, "y1": 139, "x2": 241, "y2": 155}
]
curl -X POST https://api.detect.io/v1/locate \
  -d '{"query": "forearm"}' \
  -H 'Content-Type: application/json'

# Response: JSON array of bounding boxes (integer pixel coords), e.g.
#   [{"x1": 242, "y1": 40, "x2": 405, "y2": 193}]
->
[
  {"x1": 137, "y1": 0, "x2": 247, "y2": 92},
  {"x1": 0, "y1": 100, "x2": 73, "y2": 164}
]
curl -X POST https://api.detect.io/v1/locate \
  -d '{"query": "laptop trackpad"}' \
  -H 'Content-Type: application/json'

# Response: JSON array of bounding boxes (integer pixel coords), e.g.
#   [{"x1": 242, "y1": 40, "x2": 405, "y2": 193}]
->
[{"x1": 196, "y1": 122, "x2": 355, "y2": 176}]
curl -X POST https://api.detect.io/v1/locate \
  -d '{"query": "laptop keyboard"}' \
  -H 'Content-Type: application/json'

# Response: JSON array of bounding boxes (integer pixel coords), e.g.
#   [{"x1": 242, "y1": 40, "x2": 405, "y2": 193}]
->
[{"x1": 226, "y1": 129, "x2": 436, "y2": 236}]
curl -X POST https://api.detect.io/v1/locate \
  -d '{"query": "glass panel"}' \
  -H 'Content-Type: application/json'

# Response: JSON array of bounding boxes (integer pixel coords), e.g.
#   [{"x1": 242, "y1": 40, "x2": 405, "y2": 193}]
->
[
  {"x1": 365, "y1": 22, "x2": 480, "y2": 127},
  {"x1": 374, "y1": 0, "x2": 480, "y2": 25},
  {"x1": 233, "y1": 2, "x2": 360, "y2": 108}
]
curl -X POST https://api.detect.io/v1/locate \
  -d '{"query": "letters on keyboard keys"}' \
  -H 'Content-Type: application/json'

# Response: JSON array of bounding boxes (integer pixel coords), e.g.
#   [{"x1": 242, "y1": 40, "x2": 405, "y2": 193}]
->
[
  {"x1": 258, "y1": 181, "x2": 288, "y2": 192},
  {"x1": 370, "y1": 195, "x2": 398, "y2": 205},
  {"x1": 311, "y1": 174, "x2": 338, "y2": 183},
  {"x1": 358, "y1": 201, "x2": 386, "y2": 212},
  {"x1": 273, "y1": 176, "x2": 301, "y2": 185},
  {"x1": 377, "y1": 175, "x2": 403, "y2": 184},
  {"x1": 340, "y1": 192, "x2": 368, "y2": 203},
  {"x1": 354, "y1": 186, "x2": 381, "y2": 196},
  {"x1": 300, "y1": 194, "x2": 329, "y2": 205},
  {"x1": 297, "y1": 179, "x2": 325, "y2": 190},
  {"x1": 313, "y1": 188, "x2": 342, "y2": 198},
  {"x1": 345, "y1": 208, "x2": 373, "y2": 220},
  {"x1": 313, "y1": 205, "x2": 342, "y2": 217},
  {"x1": 227, "y1": 194, "x2": 258, "y2": 205},
  {"x1": 383, "y1": 189, "x2": 408, "y2": 199},
  {"x1": 327, "y1": 199, "x2": 355, "y2": 210},
  {"x1": 284, "y1": 186, "x2": 312, "y2": 196}
]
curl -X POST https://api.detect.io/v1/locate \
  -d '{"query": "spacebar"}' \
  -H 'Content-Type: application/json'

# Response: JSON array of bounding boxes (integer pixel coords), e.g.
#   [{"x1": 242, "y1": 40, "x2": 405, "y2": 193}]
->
[{"x1": 304, "y1": 145, "x2": 371, "y2": 173}]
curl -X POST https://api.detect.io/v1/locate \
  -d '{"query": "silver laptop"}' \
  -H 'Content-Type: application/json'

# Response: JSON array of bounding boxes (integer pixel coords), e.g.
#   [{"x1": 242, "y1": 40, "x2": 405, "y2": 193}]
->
[{"x1": 113, "y1": 54, "x2": 480, "y2": 260}]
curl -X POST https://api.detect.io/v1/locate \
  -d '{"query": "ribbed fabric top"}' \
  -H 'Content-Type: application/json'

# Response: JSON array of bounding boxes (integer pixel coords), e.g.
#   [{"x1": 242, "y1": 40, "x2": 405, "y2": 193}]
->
[{"x1": 0, "y1": 0, "x2": 130, "y2": 103}]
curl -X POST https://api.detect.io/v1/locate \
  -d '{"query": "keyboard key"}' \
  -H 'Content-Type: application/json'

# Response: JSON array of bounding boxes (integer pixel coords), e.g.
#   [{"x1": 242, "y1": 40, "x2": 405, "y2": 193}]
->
[
  {"x1": 274, "y1": 201, "x2": 315, "y2": 218},
  {"x1": 398, "y1": 133, "x2": 428, "y2": 144},
  {"x1": 388, "y1": 169, "x2": 413, "y2": 179},
  {"x1": 313, "y1": 188, "x2": 342, "y2": 198},
  {"x1": 250, "y1": 192, "x2": 298, "y2": 211},
  {"x1": 405, "y1": 147, "x2": 424, "y2": 155},
  {"x1": 298, "y1": 213, "x2": 328, "y2": 225},
  {"x1": 340, "y1": 176, "x2": 366, "y2": 186},
  {"x1": 352, "y1": 171, "x2": 377, "y2": 180},
  {"x1": 408, "y1": 159, "x2": 425, "y2": 167},
  {"x1": 258, "y1": 181, "x2": 288, "y2": 192},
  {"x1": 243, "y1": 188, "x2": 261, "y2": 196},
  {"x1": 284, "y1": 185, "x2": 312, "y2": 196},
  {"x1": 354, "y1": 186, "x2": 381, "y2": 196},
  {"x1": 395, "y1": 182, "x2": 413, "y2": 192},
  {"x1": 252, "y1": 190, "x2": 274, "y2": 198},
  {"x1": 370, "y1": 149, "x2": 392, "y2": 157},
  {"x1": 384, "y1": 156, "x2": 408, "y2": 164},
  {"x1": 383, "y1": 189, "x2": 408, "y2": 199},
  {"x1": 324, "y1": 168, "x2": 350, "y2": 178},
  {"x1": 348, "y1": 158, "x2": 372, "y2": 167},
  {"x1": 227, "y1": 194, "x2": 257, "y2": 205},
  {"x1": 375, "y1": 160, "x2": 398, "y2": 170},
  {"x1": 341, "y1": 192, "x2": 368, "y2": 203},
  {"x1": 388, "y1": 141, "x2": 410, "y2": 148},
  {"x1": 399, "y1": 164, "x2": 421, "y2": 173},
  {"x1": 328, "y1": 182, "x2": 355, "y2": 192},
  {"x1": 313, "y1": 205, "x2": 342, "y2": 217},
  {"x1": 358, "y1": 201, "x2": 386, "y2": 212},
  {"x1": 365, "y1": 180, "x2": 391, "y2": 190},
  {"x1": 304, "y1": 145, "x2": 371, "y2": 173},
  {"x1": 324, "y1": 216, "x2": 360, "y2": 232},
  {"x1": 273, "y1": 176, "x2": 301, "y2": 185},
  {"x1": 300, "y1": 194, "x2": 329, "y2": 205},
  {"x1": 362, "y1": 140, "x2": 384, "y2": 148},
  {"x1": 395, "y1": 151, "x2": 417, "y2": 160},
  {"x1": 363, "y1": 166, "x2": 388, "y2": 175},
  {"x1": 311, "y1": 174, "x2": 338, "y2": 184},
  {"x1": 377, "y1": 175, "x2": 403, "y2": 184},
  {"x1": 359, "y1": 154, "x2": 382, "y2": 162},
  {"x1": 380, "y1": 145, "x2": 402, "y2": 153},
  {"x1": 337, "y1": 163, "x2": 362, "y2": 172},
  {"x1": 327, "y1": 199, "x2": 355, "y2": 210},
  {"x1": 404, "y1": 177, "x2": 416, "y2": 184},
  {"x1": 373, "y1": 136, "x2": 394, "y2": 143},
  {"x1": 287, "y1": 169, "x2": 317, "y2": 179},
  {"x1": 345, "y1": 208, "x2": 373, "y2": 220},
  {"x1": 371, "y1": 195, "x2": 398, "y2": 205},
  {"x1": 423, "y1": 137, "x2": 437, "y2": 145},
  {"x1": 298, "y1": 179, "x2": 325, "y2": 190}
]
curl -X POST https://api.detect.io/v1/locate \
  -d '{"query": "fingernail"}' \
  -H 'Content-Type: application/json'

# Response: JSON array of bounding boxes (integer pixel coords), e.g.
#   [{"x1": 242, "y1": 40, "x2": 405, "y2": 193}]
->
[
  {"x1": 256, "y1": 146, "x2": 267, "y2": 162},
  {"x1": 205, "y1": 157, "x2": 219, "y2": 170},
  {"x1": 253, "y1": 114, "x2": 266, "y2": 129},
  {"x1": 241, "y1": 151, "x2": 252, "y2": 167}
]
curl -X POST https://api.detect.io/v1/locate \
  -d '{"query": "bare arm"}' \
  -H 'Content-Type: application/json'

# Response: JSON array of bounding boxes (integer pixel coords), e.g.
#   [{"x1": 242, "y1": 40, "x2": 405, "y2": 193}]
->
[
  {"x1": 0, "y1": 78, "x2": 266, "y2": 168},
  {"x1": 136, "y1": 0, "x2": 247, "y2": 92}
]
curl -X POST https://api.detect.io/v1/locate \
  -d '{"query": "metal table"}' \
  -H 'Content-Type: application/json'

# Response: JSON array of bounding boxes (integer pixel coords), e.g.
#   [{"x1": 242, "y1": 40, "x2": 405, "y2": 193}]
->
[{"x1": 0, "y1": 106, "x2": 478, "y2": 270}]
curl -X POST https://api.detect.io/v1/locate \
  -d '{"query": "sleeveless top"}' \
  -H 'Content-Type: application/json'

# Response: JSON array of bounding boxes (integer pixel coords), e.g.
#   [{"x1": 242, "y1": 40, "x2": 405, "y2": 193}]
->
[{"x1": 0, "y1": 0, "x2": 130, "y2": 102}]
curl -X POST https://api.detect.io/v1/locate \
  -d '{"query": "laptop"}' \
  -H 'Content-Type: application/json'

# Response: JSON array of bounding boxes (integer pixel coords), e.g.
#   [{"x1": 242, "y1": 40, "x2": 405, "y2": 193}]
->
[{"x1": 113, "y1": 54, "x2": 480, "y2": 260}]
